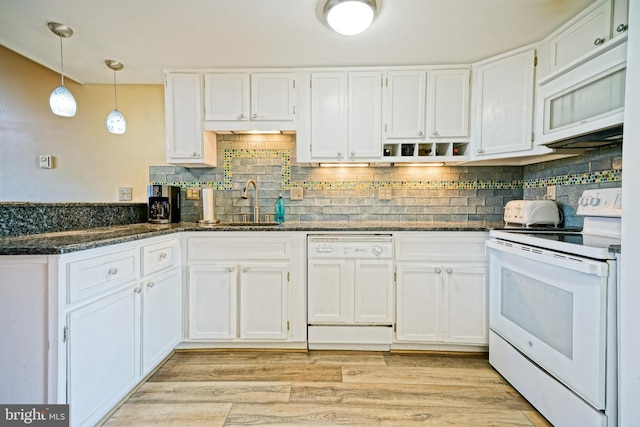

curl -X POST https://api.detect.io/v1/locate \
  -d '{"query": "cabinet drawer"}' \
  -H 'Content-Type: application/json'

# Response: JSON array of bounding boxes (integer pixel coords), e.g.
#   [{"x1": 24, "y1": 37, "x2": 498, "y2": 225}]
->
[
  {"x1": 67, "y1": 248, "x2": 139, "y2": 304},
  {"x1": 395, "y1": 233, "x2": 488, "y2": 261},
  {"x1": 142, "y1": 238, "x2": 179, "y2": 276},
  {"x1": 187, "y1": 236, "x2": 291, "y2": 260}
]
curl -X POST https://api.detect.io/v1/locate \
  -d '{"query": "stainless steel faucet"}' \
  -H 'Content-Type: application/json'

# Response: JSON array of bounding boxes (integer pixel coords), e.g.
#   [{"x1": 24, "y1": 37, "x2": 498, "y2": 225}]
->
[{"x1": 241, "y1": 179, "x2": 260, "y2": 222}]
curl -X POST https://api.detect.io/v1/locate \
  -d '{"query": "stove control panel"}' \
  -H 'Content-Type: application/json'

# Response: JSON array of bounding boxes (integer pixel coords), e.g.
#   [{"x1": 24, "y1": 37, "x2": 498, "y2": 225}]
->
[{"x1": 576, "y1": 187, "x2": 622, "y2": 217}]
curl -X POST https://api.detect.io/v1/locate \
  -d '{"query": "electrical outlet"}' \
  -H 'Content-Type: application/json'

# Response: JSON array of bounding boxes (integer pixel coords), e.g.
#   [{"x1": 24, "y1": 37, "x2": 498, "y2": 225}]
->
[
  {"x1": 379, "y1": 187, "x2": 392, "y2": 200},
  {"x1": 118, "y1": 187, "x2": 132, "y2": 201},
  {"x1": 546, "y1": 185, "x2": 556, "y2": 201},
  {"x1": 186, "y1": 188, "x2": 200, "y2": 200},
  {"x1": 290, "y1": 187, "x2": 304, "y2": 201}
]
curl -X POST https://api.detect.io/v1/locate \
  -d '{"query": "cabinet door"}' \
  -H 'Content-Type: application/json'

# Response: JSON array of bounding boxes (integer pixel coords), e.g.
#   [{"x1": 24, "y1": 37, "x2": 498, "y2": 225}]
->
[
  {"x1": 165, "y1": 74, "x2": 203, "y2": 160},
  {"x1": 354, "y1": 259, "x2": 393, "y2": 324},
  {"x1": 427, "y1": 69, "x2": 470, "y2": 139},
  {"x1": 308, "y1": 259, "x2": 353, "y2": 323},
  {"x1": 187, "y1": 264, "x2": 237, "y2": 340},
  {"x1": 443, "y1": 265, "x2": 488, "y2": 345},
  {"x1": 204, "y1": 74, "x2": 250, "y2": 121},
  {"x1": 473, "y1": 49, "x2": 535, "y2": 156},
  {"x1": 548, "y1": 1, "x2": 612, "y2": 73},
  {"x1": 142, "y1": 267, "x2": 181, "y2": 375},
  {"x1": 239, "y1": 264, "x2": 289, "y2": 340},
  {"x1": 310, "y1": 73, "x2": 348, "y2": 159},
  {"x1": 395, "y1": 265, "x2": 441, "y2": 342},
  {"x1": 67, "y1": 284, "x2": 140, "y2": 427},
  {"x1": 384, "y1": 71, "x2": 426, "y2": 139},
  {"x1": 348, "y1": 72, "x2": 383, "y2": 158},
  {"x1": 251, "y1": 73, "x2": 296, "y2": 121},
  {"x1": 612, "y1": 0, "x2": 629, "y2": 38}
]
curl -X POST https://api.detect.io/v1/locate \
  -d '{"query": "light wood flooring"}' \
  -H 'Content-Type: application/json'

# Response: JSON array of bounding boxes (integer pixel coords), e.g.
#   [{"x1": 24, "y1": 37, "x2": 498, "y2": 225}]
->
[{"x1": 101, "y1": 350, "x2": 552, "y2": 426}]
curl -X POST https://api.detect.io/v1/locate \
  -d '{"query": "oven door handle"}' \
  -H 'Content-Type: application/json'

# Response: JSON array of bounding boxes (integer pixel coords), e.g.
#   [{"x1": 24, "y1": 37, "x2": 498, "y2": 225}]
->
[{"x1": 486, "y1": 239, "x2": 609, "y2": 277}]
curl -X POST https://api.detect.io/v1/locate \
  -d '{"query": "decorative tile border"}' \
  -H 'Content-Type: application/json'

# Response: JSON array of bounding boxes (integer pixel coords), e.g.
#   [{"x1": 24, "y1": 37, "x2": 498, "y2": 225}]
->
[{"x1": 152, "y1": 149, "x2": 621, "y2": 190}]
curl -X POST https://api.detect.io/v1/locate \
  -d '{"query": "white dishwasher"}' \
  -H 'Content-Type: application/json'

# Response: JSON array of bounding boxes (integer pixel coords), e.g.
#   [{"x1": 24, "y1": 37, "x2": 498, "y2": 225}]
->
[{"x1": 307, "y1": 234, "x2": 394, "y2": 350}]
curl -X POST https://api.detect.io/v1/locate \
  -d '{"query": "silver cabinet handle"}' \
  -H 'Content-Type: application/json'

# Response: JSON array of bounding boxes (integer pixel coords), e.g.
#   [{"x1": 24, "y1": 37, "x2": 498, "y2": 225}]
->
[
  {"x1": 476, "y1": 148, "x2": 483, "y2": 154},
  {"x1": 226, "y1": 267, "x2": 234, "y2": 273},
  {"x1": 192, "y1": 152, "x2": 198, "y2": 157},
  {"x1": 432, "y1": 131, "x2": 439, "y2": 136},
  {"x1": 147, "y1": 281, "x2": 155, "y2": 288},
  {"x1": 239, "y1": 113, "x2": 245, "y2": 119},
  {"x1": 350, "y1": 151, "x2": 355, "y2": 157},
  {"x1": 134, "y1": 286, "x2": 142, "y2": 294},
  {"x1": 435, "y1": 267, "x2": 442, "y2": 274},
  {"x1": 418, "y1": 131, "x2": 424, "y2": 137},
  {"x1": 447, "y1": 268, "x2": 453, "y2": 274},
  {"x1": 616, "y1": 24, "x2": 628, "y2": 33},
  {"x1": 242, "y1": 267, "x2": 249, "y2": 273},
  {"x1": 108, "y1": 267, "x2": 118, "y2": 276},
  {"x1": 252, "y1": 113, "x2": 258, "y2": 119},
  {"x1": 594, "y1": 37, "x2": 605, "y2": 46},
  {"x1": 337, "y1": 151, "x2": 343, "y2": 158},
  {"x1": 159, "y1": 252, "x2": 167, "y2": 260}
]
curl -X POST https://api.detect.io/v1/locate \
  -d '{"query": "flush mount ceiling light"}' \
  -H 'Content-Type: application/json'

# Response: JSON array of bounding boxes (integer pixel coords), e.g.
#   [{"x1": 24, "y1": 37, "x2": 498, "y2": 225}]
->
[
  {"x1": 105, "y1": 60, "x2": 126, "y2": 134},
  {"x1": 324, "y1": 0, "x2": 377, "y2": 36},
  {"x1": 47, "y1": 22, "x2": 76, "y2": 117}
]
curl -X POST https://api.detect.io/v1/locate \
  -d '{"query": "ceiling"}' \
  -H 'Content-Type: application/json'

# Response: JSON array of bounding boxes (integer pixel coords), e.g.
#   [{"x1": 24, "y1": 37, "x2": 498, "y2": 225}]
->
[{"x1": 0, "y1": 0, "x2": 595, "y2": 85}]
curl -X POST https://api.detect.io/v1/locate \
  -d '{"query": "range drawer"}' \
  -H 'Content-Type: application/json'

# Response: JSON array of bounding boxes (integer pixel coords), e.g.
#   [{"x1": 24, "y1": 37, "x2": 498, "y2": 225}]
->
[
  {"x1": 67, "y1": 247, "x2": 139, "y2": 304},
  {"x1": 141, "y1": 238, "x2": 179, "y2": 276}
]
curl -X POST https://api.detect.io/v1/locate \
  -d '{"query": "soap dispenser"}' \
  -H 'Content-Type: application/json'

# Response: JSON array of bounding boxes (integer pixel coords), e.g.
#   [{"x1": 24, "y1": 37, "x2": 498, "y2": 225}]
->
[{"x1": 275, "y1": 194, "x2": 285, "y2": 223}]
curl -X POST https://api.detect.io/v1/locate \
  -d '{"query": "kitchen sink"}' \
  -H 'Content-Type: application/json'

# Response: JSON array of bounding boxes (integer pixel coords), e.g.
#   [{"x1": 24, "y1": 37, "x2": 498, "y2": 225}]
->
[{"x1": 216, "y1": 222, "x2": 283, "y2": 227}]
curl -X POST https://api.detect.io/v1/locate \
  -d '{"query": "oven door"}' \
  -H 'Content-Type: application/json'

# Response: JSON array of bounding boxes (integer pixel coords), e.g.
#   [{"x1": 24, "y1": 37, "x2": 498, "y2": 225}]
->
[{"x1": 487, "y1": 239, "x2": 610, "y2": 409}]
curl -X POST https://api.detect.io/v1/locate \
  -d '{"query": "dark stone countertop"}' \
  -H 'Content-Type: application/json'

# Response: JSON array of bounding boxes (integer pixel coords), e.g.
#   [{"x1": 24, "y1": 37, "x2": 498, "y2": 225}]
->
[{"x1": 0, "y1": 221, "x2": 500, "y2": 255}]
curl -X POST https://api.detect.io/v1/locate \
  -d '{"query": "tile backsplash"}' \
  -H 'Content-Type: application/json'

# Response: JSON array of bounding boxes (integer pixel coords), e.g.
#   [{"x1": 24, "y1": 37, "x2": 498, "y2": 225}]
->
[{"x1": 151, "y1": 135, "x2": 622, "y2": 227}]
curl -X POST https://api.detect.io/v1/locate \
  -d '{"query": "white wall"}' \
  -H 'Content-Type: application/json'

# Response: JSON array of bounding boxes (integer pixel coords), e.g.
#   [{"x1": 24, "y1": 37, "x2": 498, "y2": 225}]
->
[
  {"x1": 0, "y1": 46, "x2": 166, "y2": 202},
  {"x1": 620, "y1": 1, "x2": 640, "y2": 425}
]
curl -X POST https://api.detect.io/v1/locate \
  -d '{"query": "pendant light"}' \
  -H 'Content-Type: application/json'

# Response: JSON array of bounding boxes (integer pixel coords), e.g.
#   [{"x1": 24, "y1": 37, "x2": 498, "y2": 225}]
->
[
  {"x1": 47, "y1": 22, "x2": 77, "y2": 117},
  {"x1": 105, "y1": 60, "x2": 126, "y2": 134},
  {"x1": 324, "y1": 0, "x2": 377, "y2": 36}
]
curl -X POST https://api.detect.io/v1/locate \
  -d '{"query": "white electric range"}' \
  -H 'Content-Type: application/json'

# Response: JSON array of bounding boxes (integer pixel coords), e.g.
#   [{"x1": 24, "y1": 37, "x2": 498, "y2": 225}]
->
[{"x1": 487, "y1": 187, "x2": 621, "y2": 427}]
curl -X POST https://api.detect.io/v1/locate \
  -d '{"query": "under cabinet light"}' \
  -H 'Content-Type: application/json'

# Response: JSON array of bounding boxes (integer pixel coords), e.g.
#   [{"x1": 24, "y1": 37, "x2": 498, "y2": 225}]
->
[
  {"x1": 393, "y1": 162, "x2": 445, "y2": 167},
  {"x1": 319, "y1": 162, "x2": 370, "y2": 167}
]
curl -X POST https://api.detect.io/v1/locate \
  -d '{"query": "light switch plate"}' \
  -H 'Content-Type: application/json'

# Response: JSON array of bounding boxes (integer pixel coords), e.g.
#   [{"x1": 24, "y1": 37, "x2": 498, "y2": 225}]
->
[
  {"x1": 39, "y1": 155, "x2": 52, "y2": 169},
  {"x1": 118, "y1": 187, "x2": 133, "y2": 201},
  {"x1": 186, "y1": 188, "x2": 200, "y2": 200},
  {"x1": 379, "y1": 187, "x2": 392, "y2": 200},
  {"x1": 546, "y1": 185, "x2": 556, "y2": 201},
  {"x1": 290, "y1": 187, "x2": 304, "y2": 201}
]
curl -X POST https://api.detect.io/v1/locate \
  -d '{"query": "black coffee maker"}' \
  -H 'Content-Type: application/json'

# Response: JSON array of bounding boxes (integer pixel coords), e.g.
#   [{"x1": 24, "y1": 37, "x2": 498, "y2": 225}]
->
[{"x1": 148, "y1": 185, "x2": 181, "y2": 223}]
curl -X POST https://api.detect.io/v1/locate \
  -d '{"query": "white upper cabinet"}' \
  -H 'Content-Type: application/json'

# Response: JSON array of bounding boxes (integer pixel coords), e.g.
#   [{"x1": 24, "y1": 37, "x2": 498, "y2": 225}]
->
[
  {"x1": 427, "y1": 69, "x2": 470, "y2": 140},
  {"x1": 310, "y1": 71, "x2": 382, "y2": 161},
  {"x1": 472, "y1": 48, "x2": 539, "y2": 158},
  {"x1": 384, "y1": 71, "x2": 426, "y2": 140},
  {"x1": 204, "y1": 72, "x2": 296, "y2": 122},
  {"x1": 164, "y1": 73, "x2": 217, "y2": 167}
]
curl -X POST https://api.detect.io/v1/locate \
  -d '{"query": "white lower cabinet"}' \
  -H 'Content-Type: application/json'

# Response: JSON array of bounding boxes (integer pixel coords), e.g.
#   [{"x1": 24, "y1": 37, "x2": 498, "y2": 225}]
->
[
  {"x1": 393, "y1": 232, "x2": 489, "y2": 350},
  {"x1": 184, "y1": 232, "x2": 306, "y2": 347},
  {"x1": 67, "y1": 282, "x2": 141, "y2": 427},
  {"x1": 141, "y1": 266, "x2": 182, "y2": 375}
]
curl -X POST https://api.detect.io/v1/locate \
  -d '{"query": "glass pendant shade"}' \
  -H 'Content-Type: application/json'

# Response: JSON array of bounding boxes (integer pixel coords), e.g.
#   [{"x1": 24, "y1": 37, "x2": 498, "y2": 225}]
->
[
  {"x1": 325, "y1": 0, "x2": 376, "y2": 36},
  {"x1": 106, "y1": 109, "x2": 126, "y2": 134},
  {"x1": 49, "y1": 85, "x2": 77, "y2": 117},
  {"x1": 105, "y1": 60, "x2": 126, "y2": 134},
  {"x1": 47, "y1": 22, "x2": 76, "y2": 117}
]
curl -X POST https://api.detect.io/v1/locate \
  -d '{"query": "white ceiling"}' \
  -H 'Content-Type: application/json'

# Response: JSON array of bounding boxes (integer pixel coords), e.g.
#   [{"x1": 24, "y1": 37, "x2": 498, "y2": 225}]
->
[{"x1": 0, "y1": 0, "x2": 595, "y2": 85}]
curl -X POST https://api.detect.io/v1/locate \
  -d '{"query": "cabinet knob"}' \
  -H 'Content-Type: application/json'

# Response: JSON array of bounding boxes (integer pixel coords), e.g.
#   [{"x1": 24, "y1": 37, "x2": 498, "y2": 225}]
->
[
  {"x1": 226, "y1": 267, "x2": 234, "y2": 273},
  {"x1": 350, "y1": 151, "x2": 355, "y2": 157},
  {"x1": 108, "y1": 267, "x2": 118, "y2": 276},
  {"x1": 192, "y1": 152, "x2": 198, "y2": 157},
  {"x1": 134, "y1": 286, "x2": 142, "y2": 294},
  {"x1": 616, "y1": 24, "x2": 628, "y2": 33},
  {"x1": 435, "y1": 267, "x2": 442, "y2": 274},
  {"x1": 476, "y1": 148, "x2": 483, "y2": 154},
  {"x1": 337, "y1": 151, "x2": 343, "y2": 158},
  {"x1": 239, "y1": 114, "x2": 245, "y2": 120},
  {"x1": 252, "y1": 113, "x2": 258, "y2": 119},
  {"x1": 446, "y1": 268, "x2": 453, "y2": 274},
  {"x1": 418, "y1": 131, "x2": 424, "y2": 137},
  {"x1": 147, "y1": 281, "x2": 155, "y2": 288},
  {"x1": 159, "y1": 252, "x2": 167, "y2": 260},
  {"x1": 593, "y1": 37, "x2": 605, "y2": 46},
  {"x1": 242, "y1": 267, "x2": 249, "y2": 273},
  {"x1": 432, "y1": 131, "x2": 439, "y2": 136}
]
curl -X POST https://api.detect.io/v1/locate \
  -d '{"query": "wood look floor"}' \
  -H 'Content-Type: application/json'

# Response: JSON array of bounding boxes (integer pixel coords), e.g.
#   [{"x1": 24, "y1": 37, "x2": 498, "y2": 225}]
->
[{"x1": 101, "y1": 350, "x2": 552, "y2": 426}]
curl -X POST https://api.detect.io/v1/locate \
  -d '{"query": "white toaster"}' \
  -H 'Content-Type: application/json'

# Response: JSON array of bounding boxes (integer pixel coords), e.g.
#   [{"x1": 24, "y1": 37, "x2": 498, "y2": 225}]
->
[{"x1": 503, "y1": 200, "x2": 560, "y2": 227}]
